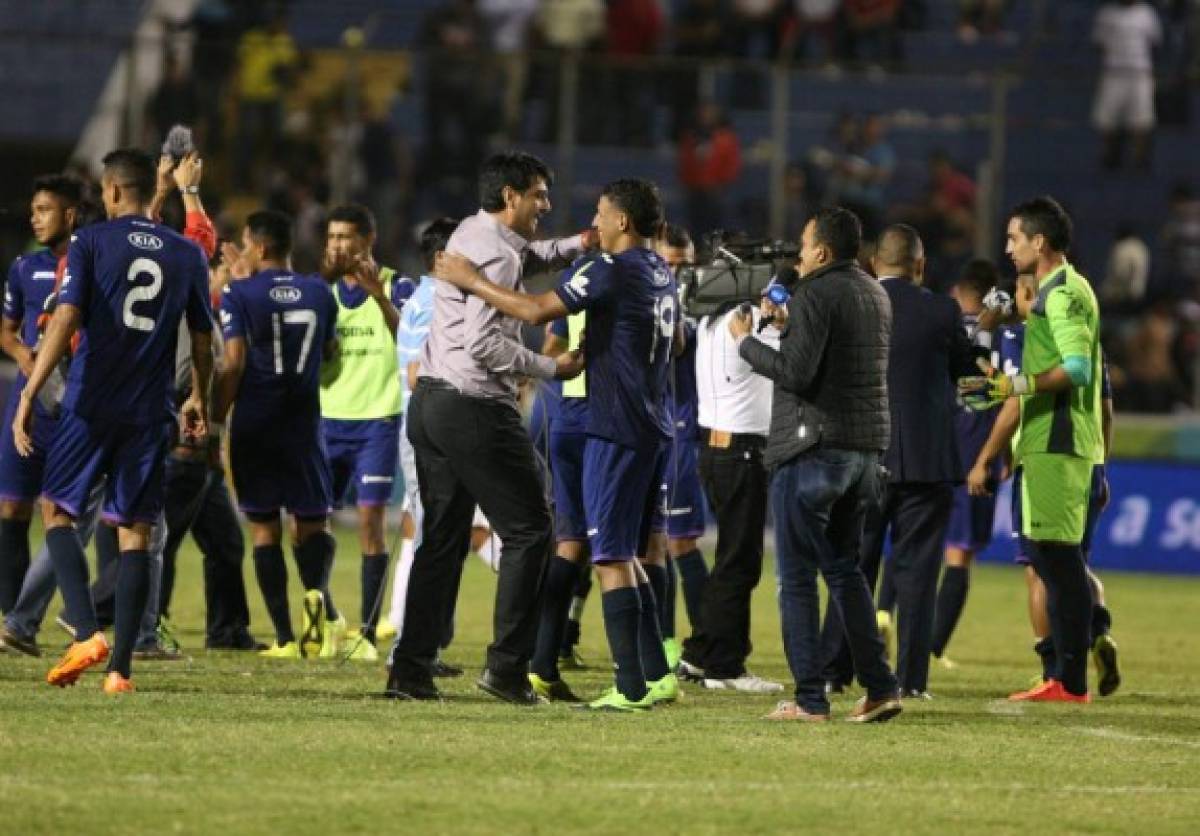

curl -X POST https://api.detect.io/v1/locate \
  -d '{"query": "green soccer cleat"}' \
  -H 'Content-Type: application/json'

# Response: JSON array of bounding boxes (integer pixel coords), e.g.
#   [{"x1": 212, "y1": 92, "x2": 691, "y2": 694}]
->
[
  {"x1": 528, "y1": 673, "x2": 582, "y2": 702},
  {"x1": 662, "y1": 637, "x2": 682, "y2": 671},
  {"x1": 558, "y1": 648, "x2": 588, "y2": 670},
  {"x1": 319, "y1": 613, "x2": 349, "y2": 660},
  {"x1": 299, "y1": 590, "x2": 325, "y2": 659},
  {"x1": 579, "y1": 686, "x2": 654, "y2": 712},
  {"x1": 156, "y1": 617, "x2": 182, "y2": 654},
  {"x1": 259, "y1": 641, "x2": 301, "y2": 660},
  {"x1": 1092, "y1": 633, "x2": 1121, "y2": 697},
  {"x1": 647, "y1": 672, "x2": 680, "y2": 705}
]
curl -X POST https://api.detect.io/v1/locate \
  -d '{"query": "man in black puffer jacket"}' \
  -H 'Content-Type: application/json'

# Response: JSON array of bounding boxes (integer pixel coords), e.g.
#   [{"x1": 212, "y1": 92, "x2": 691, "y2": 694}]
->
[{"x1": 731, "y1": 207, "x2": 901, "y2": 723}]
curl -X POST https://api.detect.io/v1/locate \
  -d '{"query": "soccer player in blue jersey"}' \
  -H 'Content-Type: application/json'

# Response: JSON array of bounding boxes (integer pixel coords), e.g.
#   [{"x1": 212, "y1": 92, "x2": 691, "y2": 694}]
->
[
  {"x1": 12, "y1": 148, "x2": 214, "y2": 694},
  {"x1": 928, "y1": 259, "x2": 1004, "y2": 668},
  {"x1": 435, "y1": 178, "x2": 680, "y2": 711},
  {"x1": 966, "y1": 275, "x2": 1121, "y2": 697},
  {"x1": 0, "y1": 175, "x2": 83, "y2": 612},
  {"x1": 212, "y1": 210, "x2": 340, "y2": 660},
  {"x1": 319, "y1": 204, "x2": 413, "y2": 660}
]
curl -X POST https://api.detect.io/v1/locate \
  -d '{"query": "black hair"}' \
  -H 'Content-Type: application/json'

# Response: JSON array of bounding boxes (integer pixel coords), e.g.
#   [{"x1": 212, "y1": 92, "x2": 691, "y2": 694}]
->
[
  {"x1": 419, "y1": 217, "x2": 459, "y2": 271},
  {"x1": 661, "y1": 222, "x2": 693, "y2": 250},
  {"x1": 811, "y1": 206, "x2": 862, "y2": 261},
  {"x1": 601, "y1": 178, "x2": 664, "y2": 239},
  {"x1": 100, "y1": 147, "x2": 156, "y2": 202},
  {"x1": 875, "y1": 223, "x2": 923, "y2": 267},
  {"x1": 478, "y1": 151, "x2": 554, "y2": 212},
  {"x1": 327, "y1": 203, "x2": 376, "y2": 238},
  {"x1": 955, "y1": 257, "x2": 999, "y2": 300},
  {"x1": 1010, "y1": 195, "x2": 1073, "y2": 253},
  {"x1": 246, "y1": 210, "x2": 293, "y2": 260},
  {"x1": 31, "y1": 173, "x2": 84, "y2": 207}
]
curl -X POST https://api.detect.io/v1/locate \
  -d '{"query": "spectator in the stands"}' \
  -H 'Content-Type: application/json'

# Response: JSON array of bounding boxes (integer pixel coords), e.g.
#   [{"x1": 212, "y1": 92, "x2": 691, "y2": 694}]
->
[
  {"x1": 604, "y1": 0, "x2": 664, "y2": 146},
  {"x1": 788, "y1": 0, "x2": 841, "y2": 66},
  {"x1": 147, "y1": 50, "x2": 200, "y2": 147},
  {"x1": 1122, "y1": 303, "x2": 1187, "y2": 413},
  {"x1": 841, "y1": 0, "x2": 903, "y2": 70},
  {"x1": 1092, "y1": 0, "x2": 1162, "y2": 170},
  {"x1": 532, "y1": 0, "x2": 606, "y2": 141},
  {"x1": 479, "y1": 0, "x2": 539, "y2": 140},
  {"x1": 957, "y1": 0, "x2": 1008, "y2": 41},
  {"x1": 1102, "y1": 222, "x2": 1152, "y2": 309},
  {"x1": 670, "y1": 0, "x2": 730, "y2": 139},
  {"x1": 836, "y1": 113, "x2": 896, "y2": 239},
  {"x1": 233, "y1": 6, "x2": 299, "y2": 188},
  {"x1": 679, "y1": 101, "x2": 742, "y2": 236},
  {"x1": 1160, "y1": 182, "x2": 1200, "y2": 300}
]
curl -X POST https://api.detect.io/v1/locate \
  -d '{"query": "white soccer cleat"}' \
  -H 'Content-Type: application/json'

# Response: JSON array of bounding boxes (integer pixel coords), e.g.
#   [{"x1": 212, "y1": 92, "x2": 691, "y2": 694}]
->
[{"x1": 702, "y1": 672, "x2": 785, "y2": 694}]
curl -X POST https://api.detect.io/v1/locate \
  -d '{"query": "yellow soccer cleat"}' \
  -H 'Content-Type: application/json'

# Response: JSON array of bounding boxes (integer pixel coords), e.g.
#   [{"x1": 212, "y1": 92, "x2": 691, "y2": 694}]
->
[
  {"x1": 299, "y1": 590, "x2": 325, "y2": 659},
  {"x1": 319, "y1": 613, "x2": 348, "y2": 660},
  {"x1": 375, "y1": 618, "x2": 397, "y2": 641},
  {"x1": 647, "y1": 672, "x2": 680, "y2": 705},
  {"x1": 343, "y1": 636, "x2": 379, "y2": 663},
  {"x1": 259, "y1": 641, "x2": 301, "y2": 660}
]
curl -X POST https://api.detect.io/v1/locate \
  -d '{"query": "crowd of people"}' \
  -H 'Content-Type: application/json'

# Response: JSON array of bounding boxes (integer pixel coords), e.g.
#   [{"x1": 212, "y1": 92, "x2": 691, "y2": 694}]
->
[{"x1": 0, "y1": 128, "x2": 1125, "y2": 721}]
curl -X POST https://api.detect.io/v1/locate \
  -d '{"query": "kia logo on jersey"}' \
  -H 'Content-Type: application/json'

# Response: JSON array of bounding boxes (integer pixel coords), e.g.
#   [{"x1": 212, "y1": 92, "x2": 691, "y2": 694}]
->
[
  {"x1": 269, "y1": 287, "x2": 303, "y2": 304},
  {"x1": 128, "y1": 232, "x2": 164, "y2": 251}
]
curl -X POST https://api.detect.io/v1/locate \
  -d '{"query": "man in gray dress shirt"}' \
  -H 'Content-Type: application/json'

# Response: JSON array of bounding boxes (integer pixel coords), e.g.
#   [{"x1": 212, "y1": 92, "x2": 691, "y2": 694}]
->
[{"x1": 385, "y1": 151, "x2": 588, "y2": 704}]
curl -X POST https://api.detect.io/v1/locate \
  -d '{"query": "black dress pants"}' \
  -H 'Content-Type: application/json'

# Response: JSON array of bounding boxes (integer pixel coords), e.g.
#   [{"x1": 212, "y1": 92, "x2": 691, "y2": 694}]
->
[{"x1": 391, "y1": 380, "x2": 552, "y2": 684}]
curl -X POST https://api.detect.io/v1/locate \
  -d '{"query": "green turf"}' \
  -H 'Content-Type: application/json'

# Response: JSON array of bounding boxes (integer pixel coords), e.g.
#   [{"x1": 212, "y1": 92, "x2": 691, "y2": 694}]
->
[{"x1": 2, "y1": 525, "x2": 1199, "y2": 834}]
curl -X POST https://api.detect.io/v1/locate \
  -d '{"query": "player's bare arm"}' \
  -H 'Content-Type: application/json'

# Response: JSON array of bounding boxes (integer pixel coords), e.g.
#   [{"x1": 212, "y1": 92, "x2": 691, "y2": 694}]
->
[
  {"x1": 350, "y1": 254, "x2": 400, "y2": 338},
  {"x1": 0, "y1": 315, "x2": 33, "y2": 376},
  {"x1": 12, "y1": 302, "x2": 81, "y2": 457},
  {"x1": 967, "y1": 398, "x2": 1020, "y2": 496},
  {"x1": 183, "y1": 328, "x2": 214, "y2": 443},
  {"x1": 209, "y1": 335, "x2": 246, "y2": 427},
  {"x1": 434, "y1": 251, "x2": 568, "y2": 326}
]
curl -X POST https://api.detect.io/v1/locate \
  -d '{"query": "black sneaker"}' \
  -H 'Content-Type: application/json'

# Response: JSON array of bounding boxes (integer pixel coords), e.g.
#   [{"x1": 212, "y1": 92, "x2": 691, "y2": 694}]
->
[
  {"x1": 431, "y1": 656, "x2": 464, "y2": 678},
  {"x1": 0, "y1": 625, "x2": 40, "y2": 657},
  {"x1": 383, "y1": 667, "x2": 441, "y2": 701},
  {"x1": 477, "y1": 668, "x2": 543, "y2": 706},
  {"x1": 133, "y1": 643, "x2": 186, "y2": 661}
]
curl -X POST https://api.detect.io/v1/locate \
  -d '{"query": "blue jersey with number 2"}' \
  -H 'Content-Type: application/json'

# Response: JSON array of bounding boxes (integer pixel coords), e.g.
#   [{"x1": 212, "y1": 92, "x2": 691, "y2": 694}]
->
[
  {"x1": 60, "y1": 215, "x2": 212, "y2": 424},
  {"x1": 554, "y1": 247, "x2": 676, "y2": 449}
]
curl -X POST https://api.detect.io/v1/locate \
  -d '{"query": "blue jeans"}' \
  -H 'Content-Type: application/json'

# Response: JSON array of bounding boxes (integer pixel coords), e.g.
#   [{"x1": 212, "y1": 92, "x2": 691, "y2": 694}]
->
[{"x1": 771, "y1": 448, "x2": 897, "y2": 714}]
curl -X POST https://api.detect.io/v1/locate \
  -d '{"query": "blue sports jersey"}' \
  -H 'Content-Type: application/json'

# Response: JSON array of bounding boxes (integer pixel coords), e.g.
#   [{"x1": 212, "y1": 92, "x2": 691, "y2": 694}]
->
[
  {"x1": 333, "y1": 273, "x2": 414, "y2": 312},
  {"x1": 554, "y1": 248, "x2": 676, "y2": 449},
  {"x1": 220, "y1": 268, "x2": 337, "y2": 429},
  {"x1": 4, "y1": 249, "x2": 58, "y2": 347},
  {"x1": 672, "y1": 318, "x2": 699, "y2": 440},
  {"x1": 954, "y1": 312, "x2": 999, "y2": 469},
  {"x1": 60, "y1": 215, "x2": 212, "y2": 424},
  {"x1": 548, "y1": 315, "x2": 587, "y2": 434}
]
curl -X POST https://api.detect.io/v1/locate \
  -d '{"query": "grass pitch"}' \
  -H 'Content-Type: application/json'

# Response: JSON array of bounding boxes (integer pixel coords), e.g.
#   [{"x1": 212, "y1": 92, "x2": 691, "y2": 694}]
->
[{"x1": 1, "y1": 524, "x2": 1198, "y2": 834}]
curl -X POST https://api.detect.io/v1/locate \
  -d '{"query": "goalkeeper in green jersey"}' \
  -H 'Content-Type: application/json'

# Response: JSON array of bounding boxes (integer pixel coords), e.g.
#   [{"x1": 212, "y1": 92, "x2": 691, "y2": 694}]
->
[{"x1": 959, "y1": 196, "x2": 1102, "y2": 703}]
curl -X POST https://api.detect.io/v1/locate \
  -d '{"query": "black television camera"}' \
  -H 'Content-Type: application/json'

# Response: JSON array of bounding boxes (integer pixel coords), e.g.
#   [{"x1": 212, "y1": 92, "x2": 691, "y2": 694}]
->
[{"x1": 678, "y1": 231, "x2": 800, "y2": 319}]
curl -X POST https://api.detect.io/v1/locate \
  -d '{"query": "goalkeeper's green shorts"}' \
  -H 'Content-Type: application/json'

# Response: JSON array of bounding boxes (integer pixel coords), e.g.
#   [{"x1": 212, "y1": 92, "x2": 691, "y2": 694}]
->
[{"x1": 1017, "y1": 453, "x2": 1093, "y2": 545}]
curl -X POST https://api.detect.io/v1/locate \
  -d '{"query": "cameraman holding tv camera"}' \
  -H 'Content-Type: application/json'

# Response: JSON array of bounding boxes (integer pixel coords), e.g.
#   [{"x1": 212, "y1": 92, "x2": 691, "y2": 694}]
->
[{"x1": 673, "y1": 230, "x2": 798, "y2": 694}]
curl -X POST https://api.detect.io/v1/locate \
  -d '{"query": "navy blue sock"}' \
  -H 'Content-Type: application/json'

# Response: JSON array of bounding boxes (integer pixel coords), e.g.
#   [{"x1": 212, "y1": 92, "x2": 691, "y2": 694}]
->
[
  {"x1": 253, "y1": 544, "x2": 293, "y2": 645},
  {"x1": 46, "y1": 527, "x2": 99, "y2": 641},
  {"x1": 294, "y1": 532, "x2": 339, "y2": 621},
  {"x1": 0, "y1": 517, "x2": 31, "y2": 613},
  {"x1": 601, "y1": 586, "x2": 647, "y2": 701},
  {"x1": 1091, "y1": 604, "x2": 1112, "y2": 639},
  {"x1": 661, "y1": 558, "x2": 679, "y2": 638},
  {"x1": 1034, "y1": 636, "x2": 1056, "y2": 682},
  {"x1": 109, "y1": 550, "x2": 150, "y2": 678},
  {"x1": 560, "y1": 564, "x2": 593, "y2": 655},
  {"x1": 643, "y1": 562, "x2": 670, "y2": 639},
  {"x1": 360, "y1": 553, "x2": 388, "y2": 642},
  {"x1": 674, "y1": 548, "x2": 708, "y2": 632},
  {"x1": 636, "y1": 581, "x2": 670, "y2": 681},
  {"x1": 531, "y1": 556, "x2": 581, "y2": 680},
  {"x1": 931, "y1": 565, "x2": 970, "y2": 657}
]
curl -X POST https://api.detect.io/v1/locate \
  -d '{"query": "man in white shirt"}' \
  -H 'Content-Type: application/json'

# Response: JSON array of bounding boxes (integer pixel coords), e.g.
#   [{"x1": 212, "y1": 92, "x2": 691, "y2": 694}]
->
[
  {"x1": 1092, "y1": 0, "x2": 1162, "y2": 169},
  {"x1": 676, "y1": 293, "x2": 784, "y2": 693}
]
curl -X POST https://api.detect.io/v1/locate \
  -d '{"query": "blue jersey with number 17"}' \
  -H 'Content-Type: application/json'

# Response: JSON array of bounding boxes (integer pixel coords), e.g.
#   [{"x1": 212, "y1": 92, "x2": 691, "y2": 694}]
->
[
  {"x1": 60, "y1": 215, "x2": 212, "y2": 425},
  {"x1": 554, "y1": 247, "x2": 676, "y2": 449},
  {"x1": 220, "y1": 268, "x2": 337, "y2": 431}
]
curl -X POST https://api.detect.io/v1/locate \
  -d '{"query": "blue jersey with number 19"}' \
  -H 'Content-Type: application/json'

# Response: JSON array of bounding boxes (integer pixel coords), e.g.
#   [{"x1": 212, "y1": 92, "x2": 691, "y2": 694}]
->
[
  {"x1": 60, "y1": 215, "x2": 212, "y2": 424},
  {"x1": 220, "y1": 268, "x2": 337, "y2": 430},
  {"x1": 554, "y1": 247, "x2": 676, "y2": 449}
]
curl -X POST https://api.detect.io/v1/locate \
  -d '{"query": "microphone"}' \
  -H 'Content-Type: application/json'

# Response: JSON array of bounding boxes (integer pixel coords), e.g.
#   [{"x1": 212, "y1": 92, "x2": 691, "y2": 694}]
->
[{"x1": 756, "y1": 267, "x2": 798, "y2": 333}]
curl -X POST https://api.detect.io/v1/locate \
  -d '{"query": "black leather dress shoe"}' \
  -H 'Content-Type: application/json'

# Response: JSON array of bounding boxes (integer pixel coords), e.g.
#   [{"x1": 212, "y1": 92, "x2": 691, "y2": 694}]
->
[
  {"x1": 477, "y1": 668, "x2": 543, "y2": 706},
  {"x1": 384, "y1": 668, "x2": 441, "y2": 701}
]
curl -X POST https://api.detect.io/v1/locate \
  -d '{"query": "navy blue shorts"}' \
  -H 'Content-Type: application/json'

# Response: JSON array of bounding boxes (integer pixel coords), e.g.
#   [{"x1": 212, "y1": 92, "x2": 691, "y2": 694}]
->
[
  {"x1": 323, "y1": 416, "x2": 400, "y2": 507},
  {"x1": 583, "y1": 437, "x2": 667, "y2": 563},
  {"x1": 231, "y1": 425, "x2": 332, "y2": 520},
  {"x1": 945, "y1": 483, "x2": 997, "y2": 552},
  {"x1": 664, "y1": 436, "x2": 706, "y2": 540},
  {"x1": 549, "y1": 430, "x2": 587, "y2": 541},
  {"x1": 0, "y1": 386, "x2": 59, "y2": 503},
  {"x1": 1012, "y1": 464, "x2": 1107, "y2": 564},
  {"x1": 41, "y1": 408, "x2": 170, "y2": 526}
]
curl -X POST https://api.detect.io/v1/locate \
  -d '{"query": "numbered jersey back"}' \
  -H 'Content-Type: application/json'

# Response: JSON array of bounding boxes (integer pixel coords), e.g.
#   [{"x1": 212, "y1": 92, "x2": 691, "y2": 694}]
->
[
  {"x1": 220, "y1": 268, "x2": 337, "y2": 426},
  {"x1": 60, "y1": 215, "x2": 212, "y2": 424}
]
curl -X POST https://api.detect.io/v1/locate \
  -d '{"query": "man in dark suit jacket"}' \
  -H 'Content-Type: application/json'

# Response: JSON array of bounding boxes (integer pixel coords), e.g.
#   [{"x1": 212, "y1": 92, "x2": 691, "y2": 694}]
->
[{"x1": 820, "y1": 224, "x2": 980, "y2": 697}]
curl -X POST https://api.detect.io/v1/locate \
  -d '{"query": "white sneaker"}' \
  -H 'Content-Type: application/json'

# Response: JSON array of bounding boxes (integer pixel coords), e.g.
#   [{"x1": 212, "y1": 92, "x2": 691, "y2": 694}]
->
[
  {"x1": 676, "y1": 659, "x2": 705, "y2": 681},
  {"x1": 703, "y1": 672, "x2": 785, "y2": 693}
]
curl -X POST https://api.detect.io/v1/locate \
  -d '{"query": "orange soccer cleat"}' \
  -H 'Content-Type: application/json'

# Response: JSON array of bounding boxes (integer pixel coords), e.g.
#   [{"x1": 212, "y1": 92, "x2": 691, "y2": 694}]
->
[
  {"x1": 102, "y1": 672, "x2": 135, "y2": 695},
  {"x1": 1007, "y1": 678, "x2": 1091, "y2": 704},
  {"x1": 46, "y1": 633, "x2": 110, "y2": 687}
]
